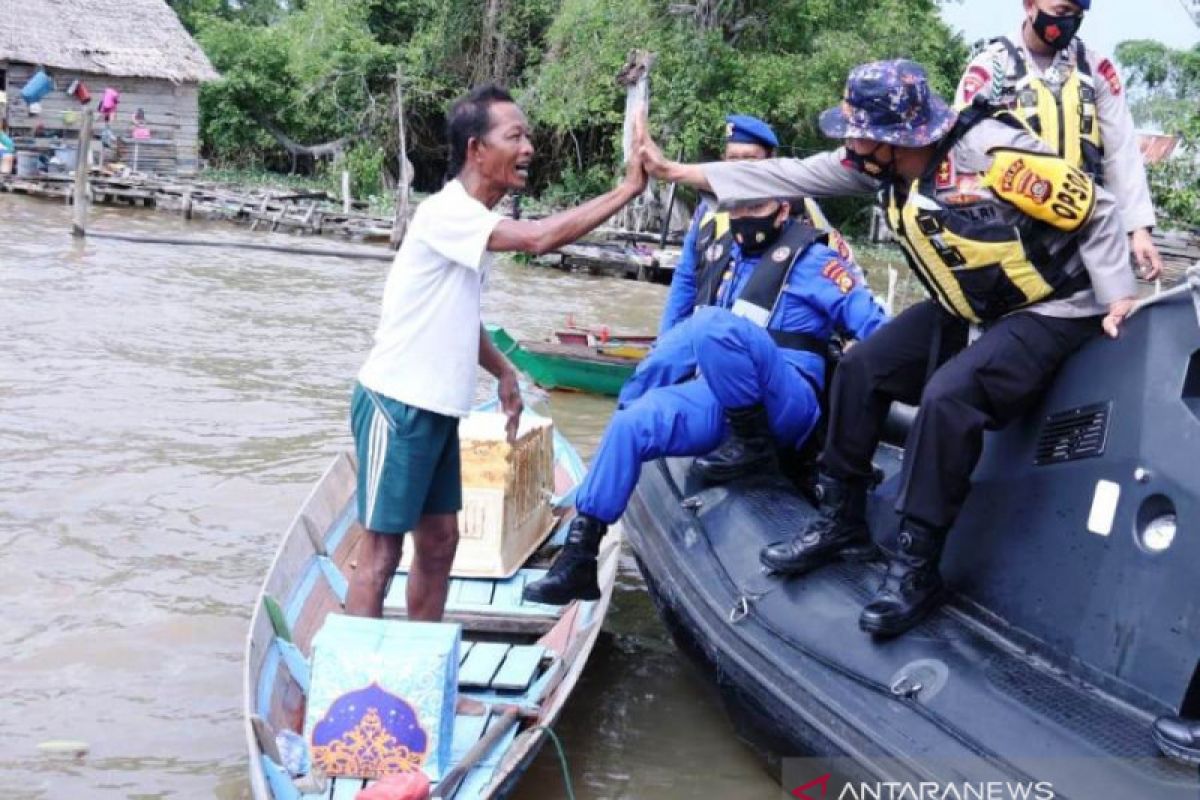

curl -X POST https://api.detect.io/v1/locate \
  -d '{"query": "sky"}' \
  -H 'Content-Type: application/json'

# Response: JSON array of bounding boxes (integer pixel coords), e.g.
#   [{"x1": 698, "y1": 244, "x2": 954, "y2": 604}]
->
[{"x1": 938, "y1": 0, "x2": 1200, "y2": 62}]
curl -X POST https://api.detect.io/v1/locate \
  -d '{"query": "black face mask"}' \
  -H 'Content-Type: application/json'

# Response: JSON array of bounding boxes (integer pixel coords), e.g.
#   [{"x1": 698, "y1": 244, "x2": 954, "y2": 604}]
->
[
  {"x1": 1032, "y1": 10, "x2": 1082, "y2": 52},
  {"x1": 730, "y1": 212, "x2": 781, "y2": 256},
  {"x1": 842, "y1": 147, "x2": 897, "y2": 181}
]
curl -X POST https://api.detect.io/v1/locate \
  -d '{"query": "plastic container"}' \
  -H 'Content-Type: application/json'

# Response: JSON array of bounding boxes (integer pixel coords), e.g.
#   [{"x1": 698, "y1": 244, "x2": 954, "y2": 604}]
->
[
  {"x1": 20, "y1": 70, "x2": 53, "y2": 104},
  {"x1": 15, "y1": 151, "x2": 40, "y2": 177},
  {"x1": 99, "y1": 87, "x2": 120, "y2": 117},
  {"x1": 67, "y1": 80, "x2": 91, "y2": 103},
  {"x1": 53, "y1": 147, "x2": 77, "y2": 169}
]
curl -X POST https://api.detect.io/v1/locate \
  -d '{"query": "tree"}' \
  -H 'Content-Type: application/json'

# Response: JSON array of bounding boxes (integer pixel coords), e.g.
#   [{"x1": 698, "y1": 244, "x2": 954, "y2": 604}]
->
[
  {"x1": 187, "y1": 0, "x2": 969, "y2": 215},
  {"x1": 1117, "y1": 40, "x2": 1200, "y2": 229}
]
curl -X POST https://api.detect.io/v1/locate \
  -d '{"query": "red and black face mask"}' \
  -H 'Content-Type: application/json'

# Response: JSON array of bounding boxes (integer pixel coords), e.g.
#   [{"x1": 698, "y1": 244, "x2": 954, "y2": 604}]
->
[{"x1": 1032, "y1": 10, "x2": 1083, "y2": 52}]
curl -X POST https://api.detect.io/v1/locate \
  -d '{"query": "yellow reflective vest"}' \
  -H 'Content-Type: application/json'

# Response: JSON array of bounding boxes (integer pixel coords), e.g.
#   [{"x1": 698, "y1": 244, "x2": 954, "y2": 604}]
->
[
  {"x1": 988, "y1": 37, "x2": 1105, "y2": 182},
  {"x1": 884, "y1": 104, "x2": 1094, "y2": 324}
]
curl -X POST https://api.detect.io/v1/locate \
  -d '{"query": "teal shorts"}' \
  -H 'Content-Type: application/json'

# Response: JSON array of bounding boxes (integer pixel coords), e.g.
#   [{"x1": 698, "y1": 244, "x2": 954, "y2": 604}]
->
[{"x1": 350, "y1": 382, "x2": 462, "y2": 534}]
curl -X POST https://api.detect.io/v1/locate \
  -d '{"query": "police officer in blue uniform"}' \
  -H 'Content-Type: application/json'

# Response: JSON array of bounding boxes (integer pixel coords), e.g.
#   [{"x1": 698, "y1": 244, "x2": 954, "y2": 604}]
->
[
  {"x1": 660, "y1": 115, "x2": 780, "y2": 336},
  {"x1": 523, "y1": 197, "x2": 888, "y2": 606}
]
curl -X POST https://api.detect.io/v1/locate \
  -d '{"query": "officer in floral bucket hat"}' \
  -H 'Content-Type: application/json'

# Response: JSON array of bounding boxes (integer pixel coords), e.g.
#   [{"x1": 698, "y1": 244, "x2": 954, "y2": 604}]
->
[{"x1": 637, "y1": 58, "x2": 1138, "y2": 637}]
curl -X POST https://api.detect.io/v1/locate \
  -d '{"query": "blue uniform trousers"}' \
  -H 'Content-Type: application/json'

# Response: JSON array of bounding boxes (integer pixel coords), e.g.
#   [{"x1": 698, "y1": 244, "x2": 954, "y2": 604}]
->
[{"x1": 576, "y1": 308, "x2": 821, "y2": 524}]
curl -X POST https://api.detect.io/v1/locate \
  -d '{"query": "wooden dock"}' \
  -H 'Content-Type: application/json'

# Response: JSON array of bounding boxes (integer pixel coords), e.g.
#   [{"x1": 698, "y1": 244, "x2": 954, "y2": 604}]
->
[
  {"x1": 0, "y1": 170, "x2": 683, "y2": 280},
  {"x1": 536, "y1": 242, "x2": 678, "y2": 285},
  {"x1": 1155, "y1": 230, "x2": 1200, "y2": 285},
  {"x1": 0, "y1": 171, "x2": 397, "y2": 241}
]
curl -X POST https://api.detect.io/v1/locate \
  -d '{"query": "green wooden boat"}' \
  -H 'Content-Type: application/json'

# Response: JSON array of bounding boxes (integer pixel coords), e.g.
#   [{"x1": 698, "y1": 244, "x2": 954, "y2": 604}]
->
[{"x1": 487, "y1": 324, "x2": 645, "y2": 396}]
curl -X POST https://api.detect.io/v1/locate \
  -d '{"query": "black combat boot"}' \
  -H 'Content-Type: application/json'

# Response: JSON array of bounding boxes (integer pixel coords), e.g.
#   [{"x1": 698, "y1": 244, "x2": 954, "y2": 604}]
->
[
  {"x1": 1153, "y1": 715, "x2": 1200, "y2": 765},
  {"x1": 760, "y1": 473, "x2": 877, "y2": 574},
  {"x1": 522, "y1": 514, "x2": 606, "y2": 605},
  {"x1": 692, "y1": 404, "x2": 777, "y2": 484},
  {"x1": 859, "y1": 520, "x2": 947, "y2": 637}
]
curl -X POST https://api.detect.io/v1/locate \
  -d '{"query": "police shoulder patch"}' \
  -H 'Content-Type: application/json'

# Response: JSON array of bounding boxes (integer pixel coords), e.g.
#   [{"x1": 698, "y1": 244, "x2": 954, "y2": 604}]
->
[
  {"x1": 983, "y1": 147, "x2": 1096, "y2": 232},
  {"x1": 959, "y1": 65, "x2": 992, "y2": 106},
  {"x1": 820, "y1": 259, "x2": 855, "y2": 294},
  {"x1": 1097, "y1": 58, "x2": 1122, "y2": 96}
]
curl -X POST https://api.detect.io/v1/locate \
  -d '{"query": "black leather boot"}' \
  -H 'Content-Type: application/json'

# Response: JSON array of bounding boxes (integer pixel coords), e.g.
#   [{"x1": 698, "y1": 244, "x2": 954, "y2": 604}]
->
[
  {"x1": 859, "y1": 520, "x2": 946, "y2": 637},
  {"x1": 1153, "y1": 714, "x2": 1200, "y2": 765},
  {"x1": 692, "y1": 404, "x2": 777, "y2": 484},
  {"x1": 522, "y1": 514, "x2": 606, "y2": 605},
  {"x1": 760, "y1": 474, "x2": 877, "y2": 574}
]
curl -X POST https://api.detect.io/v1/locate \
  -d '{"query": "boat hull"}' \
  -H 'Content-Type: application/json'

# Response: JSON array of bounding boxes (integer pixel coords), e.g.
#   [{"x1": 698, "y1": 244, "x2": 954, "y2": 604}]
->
[
  {"x1": 244, "y1": 414, "x2": 619, "y2": 799},
  {"x1": 625, "y1": 298, "x2": 1200, "y2": 798},
  {"x1": 488, "y1": 325, "x2": 639, "y2": 396}
]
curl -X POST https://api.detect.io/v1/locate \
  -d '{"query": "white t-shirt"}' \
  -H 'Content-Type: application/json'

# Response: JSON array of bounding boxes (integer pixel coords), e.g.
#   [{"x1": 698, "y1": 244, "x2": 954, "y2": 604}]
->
[{"x1": 358, "y1": 179, "x2": 505, "y2": 417}]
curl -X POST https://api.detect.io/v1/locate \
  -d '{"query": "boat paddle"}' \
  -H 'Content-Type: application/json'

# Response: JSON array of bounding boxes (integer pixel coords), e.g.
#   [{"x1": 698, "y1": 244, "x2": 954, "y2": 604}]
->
[{"x1": 430, "y1": 706, "x2": 520, "y2": 799}]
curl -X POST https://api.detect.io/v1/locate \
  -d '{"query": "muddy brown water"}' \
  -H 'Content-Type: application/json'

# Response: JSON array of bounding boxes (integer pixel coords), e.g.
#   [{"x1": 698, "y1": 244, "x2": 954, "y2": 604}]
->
[{"x1": 2, "y1": 193, "x2": 850, "y2": 799}]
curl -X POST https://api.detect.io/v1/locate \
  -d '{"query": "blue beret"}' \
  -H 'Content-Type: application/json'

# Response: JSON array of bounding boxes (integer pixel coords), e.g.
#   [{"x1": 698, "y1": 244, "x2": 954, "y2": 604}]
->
[{"x1": 725, "y1": 115, "x2": 778, "y2": 150}]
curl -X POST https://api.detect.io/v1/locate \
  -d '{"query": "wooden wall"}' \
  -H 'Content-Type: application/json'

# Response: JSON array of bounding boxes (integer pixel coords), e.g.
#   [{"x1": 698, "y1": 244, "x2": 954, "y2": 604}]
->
[{"x1": 2, "y1": 62, "x2": 202, "y2": 176}]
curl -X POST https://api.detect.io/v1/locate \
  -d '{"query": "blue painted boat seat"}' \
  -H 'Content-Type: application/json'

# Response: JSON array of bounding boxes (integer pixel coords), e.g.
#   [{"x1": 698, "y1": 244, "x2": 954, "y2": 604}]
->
[{"x1": 382, "y1": 569, "x2": 565, "y2": 619}]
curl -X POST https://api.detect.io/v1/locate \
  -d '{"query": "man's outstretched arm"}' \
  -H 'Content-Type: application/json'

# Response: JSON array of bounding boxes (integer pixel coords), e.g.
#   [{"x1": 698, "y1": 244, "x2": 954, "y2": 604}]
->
[{"x1": 488, "y1": 150, "x2": 647, "y2": 255}]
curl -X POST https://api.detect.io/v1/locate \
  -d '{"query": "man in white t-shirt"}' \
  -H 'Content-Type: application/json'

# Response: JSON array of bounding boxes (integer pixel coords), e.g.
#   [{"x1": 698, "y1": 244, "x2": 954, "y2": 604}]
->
[{"x1": 346, "y1": 85, "x2": 647, "y2": 620}]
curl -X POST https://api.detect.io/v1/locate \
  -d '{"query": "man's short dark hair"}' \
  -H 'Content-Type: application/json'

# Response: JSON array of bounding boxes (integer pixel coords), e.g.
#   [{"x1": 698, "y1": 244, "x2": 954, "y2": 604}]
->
[{"x1": 447, "y1": 85, "x2": 516, "y2": 177}]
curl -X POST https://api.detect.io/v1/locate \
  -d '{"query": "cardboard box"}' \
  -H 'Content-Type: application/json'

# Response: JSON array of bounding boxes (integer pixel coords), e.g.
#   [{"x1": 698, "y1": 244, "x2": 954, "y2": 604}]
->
[{"x1": 402, "y1": 411, "x2": 555, "y2": 578}]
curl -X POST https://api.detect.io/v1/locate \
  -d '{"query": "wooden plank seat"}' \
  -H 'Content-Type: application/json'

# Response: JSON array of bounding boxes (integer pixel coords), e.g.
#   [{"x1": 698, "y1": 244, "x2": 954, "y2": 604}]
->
[
  {"x1": 455, "y1": 643, "x2": 547, "y2": 693},
  {"x1": 382, "y1": 569, "x2": 565, "y2": 621}
]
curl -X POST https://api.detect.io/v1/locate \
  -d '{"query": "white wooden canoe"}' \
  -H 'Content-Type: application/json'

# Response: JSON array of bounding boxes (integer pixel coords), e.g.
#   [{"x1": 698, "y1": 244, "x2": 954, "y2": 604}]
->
[{"x1": 244, "y1": 414, "x2": 618, "y2": 799}]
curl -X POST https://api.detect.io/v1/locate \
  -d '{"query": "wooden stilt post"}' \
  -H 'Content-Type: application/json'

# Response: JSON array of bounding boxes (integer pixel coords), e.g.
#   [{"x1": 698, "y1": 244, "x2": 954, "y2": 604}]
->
[
  {"x1": 390, "y1": 67, "x2": 411, "y2": 251},
  {"x1": 72, "y1": 110, "x2": 95, "y2": 238},
  {"x1": 342, "y1": 170, "x2": 352, "y2": 214}
]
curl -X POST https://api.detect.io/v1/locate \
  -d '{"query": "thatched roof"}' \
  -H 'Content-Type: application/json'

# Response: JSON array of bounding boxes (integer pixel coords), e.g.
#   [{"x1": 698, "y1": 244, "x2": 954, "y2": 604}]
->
[{"x1": 0, "y1": 0, "x2": 218, "y2": 83}]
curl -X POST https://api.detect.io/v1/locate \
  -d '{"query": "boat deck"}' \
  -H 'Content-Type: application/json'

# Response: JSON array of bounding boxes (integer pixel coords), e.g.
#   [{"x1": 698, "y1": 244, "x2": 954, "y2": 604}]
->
[{"x1": 626, "y1": 454, "x2": 1200, "y2": 798}]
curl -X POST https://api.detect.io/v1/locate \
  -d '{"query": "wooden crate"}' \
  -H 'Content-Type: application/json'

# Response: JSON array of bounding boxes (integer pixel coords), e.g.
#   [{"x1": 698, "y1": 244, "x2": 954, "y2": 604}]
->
[{"x1": 401, "y1": 412, "x2": 555, "y2": 578}]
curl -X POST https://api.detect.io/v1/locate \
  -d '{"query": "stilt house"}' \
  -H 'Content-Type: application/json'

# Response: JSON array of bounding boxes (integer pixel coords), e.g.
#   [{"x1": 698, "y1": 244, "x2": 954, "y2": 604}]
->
[{"x1": 0, "y1": 0, "x2": 218, "y2": 175}]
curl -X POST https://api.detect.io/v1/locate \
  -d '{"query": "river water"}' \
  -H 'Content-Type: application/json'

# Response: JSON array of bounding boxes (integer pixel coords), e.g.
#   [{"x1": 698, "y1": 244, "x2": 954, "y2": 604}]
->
[{"x1": 0, "y1": 194, "x2": 781, "y2": 799}]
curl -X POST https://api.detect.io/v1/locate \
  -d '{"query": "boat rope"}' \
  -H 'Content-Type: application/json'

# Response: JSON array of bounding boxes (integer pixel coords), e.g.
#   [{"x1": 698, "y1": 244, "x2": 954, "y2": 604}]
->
[{"x1": 526, "y1": 725, "x2": 577, "y2": 800}]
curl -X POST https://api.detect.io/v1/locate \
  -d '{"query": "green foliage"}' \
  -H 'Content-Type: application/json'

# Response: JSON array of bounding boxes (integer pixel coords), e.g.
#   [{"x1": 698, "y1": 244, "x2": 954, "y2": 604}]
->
[
  {"x1": 195, "y1": 0, "x2": 398, "y2": 172},
  {"x1": 1116, "y1": 40, "x2": 1200, "y2": 229},
  {"x1": 196, "y1": 18, "x2": 293, "y2": 163},
  {"x1": 1117, "y1": 40, "x2": 1200, "y2": 140},
  {"x1": 1145, "y1": 160, "x2": 1200, "y2": 231},
  {"x1": 522, "y1": 0, "x2": 965, "y2": 208},
  {"x1": 340, "y1": 142, "x2": 389, "y2": 199},
  {"x1": 184, "y1": 0, "x2": 968, "y2": 218}
]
